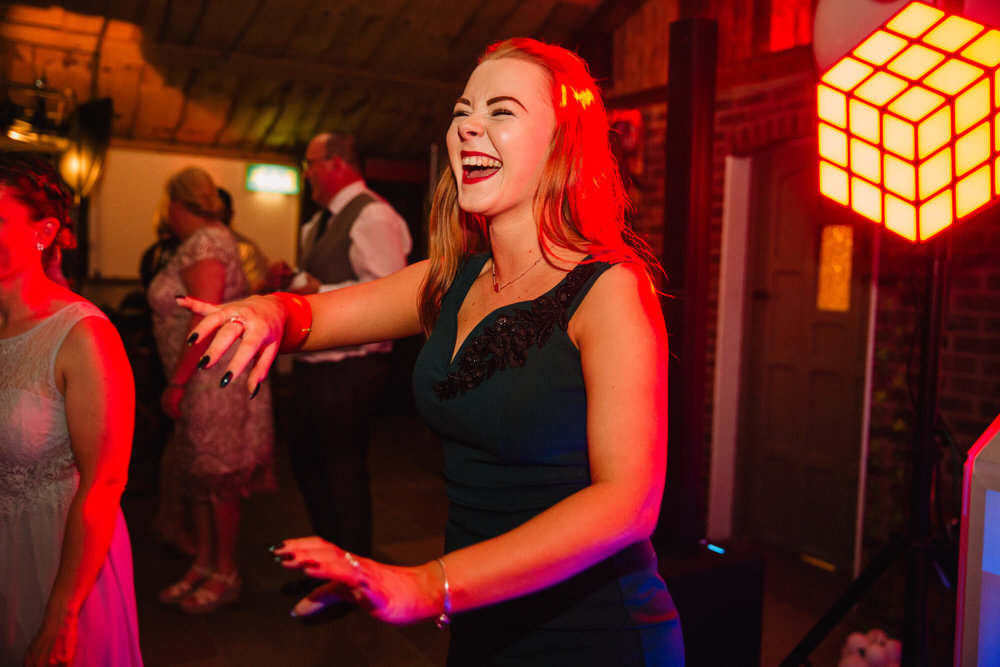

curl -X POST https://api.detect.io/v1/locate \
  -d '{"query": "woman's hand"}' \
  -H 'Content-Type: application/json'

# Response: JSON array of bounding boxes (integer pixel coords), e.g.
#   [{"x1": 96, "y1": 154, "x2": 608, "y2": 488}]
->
[
  {"x1": 177, "y1": 294, "x2": 286, "y2": 393},
  {"x1": 23, "y1": 610, "x2": 78, "y2": 667},
  {"x1": 273, "y1": 537, "x2": 444, "y2": 626}
]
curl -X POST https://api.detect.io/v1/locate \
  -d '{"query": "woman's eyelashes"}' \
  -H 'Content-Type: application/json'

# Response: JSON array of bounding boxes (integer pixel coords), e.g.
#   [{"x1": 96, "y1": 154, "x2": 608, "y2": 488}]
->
[{"x1": 451, "y1": 106, "x2": 516, "y2": 119}]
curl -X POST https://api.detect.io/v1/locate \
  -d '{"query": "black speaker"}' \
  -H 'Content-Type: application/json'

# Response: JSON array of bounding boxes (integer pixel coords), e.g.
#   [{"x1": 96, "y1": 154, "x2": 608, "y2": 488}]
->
[{"x1": 661, "y1": 543, "x2": 765, "y2": 666}]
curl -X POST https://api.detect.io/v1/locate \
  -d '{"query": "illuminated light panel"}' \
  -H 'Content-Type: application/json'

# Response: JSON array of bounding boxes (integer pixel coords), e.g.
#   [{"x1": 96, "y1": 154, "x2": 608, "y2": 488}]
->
[
  {"x1": 888, "y1": 44, "x2": 946, "y2": 80},
  {"x1": 888, "y1": 86, "x2": 944, "y2": 121},
  {"x1": 886, "y1": 3, "x2": 945, "y2": 38},
  {"x1": 919, "y1": 188, "x2": 954, "y2": 239},
  {"x1": 820, "y1": 161, "x2": 850, "y2": 205},
  {"x1": 955, "y1": 78, "x2": 991, "y2": 133},
  {"x1": 922, "y1": 15, "x2": 984, "y2": 52},
  {"x1": 916, "y1": 106, "x2": 950, "y2": 158},
  {"x1": 853, "y1": 30, "x2": 909, "y2": 66},
  {"x1": 816, "y1": 224, "x2": 854, "y2": 312},
  {"x1": 819, "y1": 123, "x2": 849, "y2": 166},
  {"x1": 955, "y1": 164, "x2": 992, "y2": 217},
  {"x1": 818, "y1": 85, "x2": 848, "y2": 128},
  {"x1": 854, "y1": 72, "x2": 908, "y2": 105},
  {"x1": 885, "y1": 153, "x2": 917, "y2": 200},
  {"x1": 883, "y1": 114, "x2": 917, "y2": 159},
  {"x1": 849, "y1": 99, "x2": 880, "y2": 143},
  {"x1": 817, "y1": 1, "x2": 1000, "y2": 242},
  {"x1": 245, "y1": 164, "x2": 300, "y2": 194},
  {"x1": 822, "y1": 58, "x2": 875, "y2": 91},
  {"x1": 923, "y1": 59, "x2": 984, "y2": 95},
  {"x1": 962, "y1": 30, "x2": 1000, "y2": 67},
  {"x1": 851, "y1": 138, "x2": 882, "y2": 183},
  {"x1": 955, "y1": 122, "x2": 991, "y2": 176},
  {"x1": 886, "y1": 194, "x2": 918, "y2": 240},
  {"x1": 852, "y1": 177, "x2": 883, "y2": 222},
  {"x1": 918, "y1": 147, "x2": 952, "y2": 199}
]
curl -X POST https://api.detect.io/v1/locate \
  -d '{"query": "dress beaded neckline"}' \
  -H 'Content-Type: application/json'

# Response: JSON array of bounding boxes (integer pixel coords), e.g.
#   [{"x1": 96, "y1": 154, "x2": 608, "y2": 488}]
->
[{"x1": 434, "y1": 261, "x2": 599, "y2": 400}]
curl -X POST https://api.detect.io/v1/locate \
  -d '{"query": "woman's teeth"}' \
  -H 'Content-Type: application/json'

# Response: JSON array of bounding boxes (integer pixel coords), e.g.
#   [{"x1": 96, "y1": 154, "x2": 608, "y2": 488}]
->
[{"x1": 462, "y1": 156, "x2": 502, "y2": 168}]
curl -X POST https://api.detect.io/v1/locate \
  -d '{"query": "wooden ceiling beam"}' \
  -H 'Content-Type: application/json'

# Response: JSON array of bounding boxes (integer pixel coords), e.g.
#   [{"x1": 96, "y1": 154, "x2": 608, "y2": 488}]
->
[{"x1": 145, "y1": 42, "x2": 460, "y2": 94}]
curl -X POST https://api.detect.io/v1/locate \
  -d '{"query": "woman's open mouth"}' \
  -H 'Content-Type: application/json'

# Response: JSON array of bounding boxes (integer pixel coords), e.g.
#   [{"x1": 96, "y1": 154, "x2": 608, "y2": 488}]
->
[{"x1": 461, "y1": 152, "x2": 502, "y2": 184}]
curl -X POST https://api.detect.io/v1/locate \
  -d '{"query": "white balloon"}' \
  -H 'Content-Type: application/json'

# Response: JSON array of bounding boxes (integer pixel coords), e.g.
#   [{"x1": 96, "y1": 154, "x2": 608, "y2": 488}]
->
[
  {"x1": 964, "y1": 0, "x2": 1000, "y2": 25},
  {"x1": 866, "y1": 643, "x2": 890, "y2": 666},
  {"x1": 867, "y1": 627, "x2": 889, "y2": 644},
  {"x1": 885, "y1": 638, "x2": 902, "y2": 661},
  {"x1": 846, "y1": 631, "x2": 869, "y2": 654},
  {"x1": 813, "y1": 0, "x2": 913, "y2": 72}
]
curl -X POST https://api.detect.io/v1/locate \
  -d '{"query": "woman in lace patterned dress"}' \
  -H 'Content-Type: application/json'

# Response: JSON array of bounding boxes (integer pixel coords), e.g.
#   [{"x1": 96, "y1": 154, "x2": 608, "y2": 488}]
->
[
  {"x1": 0, "y1": 154, "x2": 142, "y2": 666},
  {"x1": 147, "y1": 167, "x2": 275, "y2": 614},
  {"x1": 178, "y1": 39, "x2": 683, "y2": 665}
]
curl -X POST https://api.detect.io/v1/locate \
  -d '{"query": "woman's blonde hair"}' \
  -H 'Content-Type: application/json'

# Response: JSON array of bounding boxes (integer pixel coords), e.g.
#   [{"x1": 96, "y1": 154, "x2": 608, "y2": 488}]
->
[
  {"x1": 157, "y1": 166, "x2": 222, "y2": 229},
  {"x1": 418, "y1": 38, "x2": 655, "y2": 333}
]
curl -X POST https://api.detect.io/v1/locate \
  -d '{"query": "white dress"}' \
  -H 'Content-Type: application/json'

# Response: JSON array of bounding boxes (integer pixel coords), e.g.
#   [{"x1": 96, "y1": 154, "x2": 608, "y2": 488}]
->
[{"x1": 0, "y1": 301, "x2": 142, "y2": 666}]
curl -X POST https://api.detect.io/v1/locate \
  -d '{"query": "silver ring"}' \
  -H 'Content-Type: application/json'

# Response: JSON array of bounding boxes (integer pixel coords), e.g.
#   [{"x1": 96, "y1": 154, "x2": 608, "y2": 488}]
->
[
  {"x1": 344, "y1": 552, "x2": 361, "y2": 571},
  {"x1": 227, "y1": 314, "x2": 247, "y2": 328}
]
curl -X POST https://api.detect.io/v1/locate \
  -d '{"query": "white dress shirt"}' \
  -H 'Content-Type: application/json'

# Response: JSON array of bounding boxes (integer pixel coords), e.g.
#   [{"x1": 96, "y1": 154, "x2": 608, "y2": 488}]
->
[{"x1": 295, "y1": 180, "x2": 412, "y2": 363}]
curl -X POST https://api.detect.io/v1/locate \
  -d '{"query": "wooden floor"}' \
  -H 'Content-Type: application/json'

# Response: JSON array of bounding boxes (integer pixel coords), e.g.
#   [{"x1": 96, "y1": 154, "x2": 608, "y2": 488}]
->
[{"x1": 123, "y1": 412, "x2": 896, "y2": 667}]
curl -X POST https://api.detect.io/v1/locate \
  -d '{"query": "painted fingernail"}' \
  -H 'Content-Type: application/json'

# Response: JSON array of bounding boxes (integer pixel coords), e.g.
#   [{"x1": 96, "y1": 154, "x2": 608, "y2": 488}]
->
[
  {"x1": 274, "y1": 553, "x2": 294, "y2": 562},
  {"x1": 197, "y1": 355, "x2": 210, "y2": 369},
  {"x1": 268, "y1": 542, "x2": 285, "y2": 552},
  {"x1": 219, "y1": 371, "x2": 233, "y2": 388},
  {"x1": 291, "y1": 597, "x2": 326, "y2": 618},
  {"x1": 175, "y1": 294, "x2": 186, "y2": 299},
  {"x1": 187, "y1": 332, "x2": 199, "y2": 345},
  {"x1": 251, "y1": 382, "x2": 261, "y2": 399}
]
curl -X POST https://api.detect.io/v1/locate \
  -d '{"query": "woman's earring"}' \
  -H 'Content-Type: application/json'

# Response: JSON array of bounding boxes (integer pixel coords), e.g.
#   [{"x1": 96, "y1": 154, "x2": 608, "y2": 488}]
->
[{"x1": 36, "y1": 242, "x2": 45, "y2": 251}]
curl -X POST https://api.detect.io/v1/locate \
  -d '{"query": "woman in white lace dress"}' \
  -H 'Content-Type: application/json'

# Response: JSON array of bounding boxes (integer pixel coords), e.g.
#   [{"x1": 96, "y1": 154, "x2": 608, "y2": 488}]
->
[
  {"x1": 147, "y1": 167, "x2": 275, "y2": 614},
  {"x1": 0, "y1": 154, "x2": 142, "y2": 666}
]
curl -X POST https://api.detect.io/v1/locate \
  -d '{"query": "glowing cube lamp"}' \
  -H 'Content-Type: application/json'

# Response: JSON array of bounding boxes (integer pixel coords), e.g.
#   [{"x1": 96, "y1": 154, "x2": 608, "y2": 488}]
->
[{"x1": 817, "y1": 1, "x2": 1000, "y2": 242}]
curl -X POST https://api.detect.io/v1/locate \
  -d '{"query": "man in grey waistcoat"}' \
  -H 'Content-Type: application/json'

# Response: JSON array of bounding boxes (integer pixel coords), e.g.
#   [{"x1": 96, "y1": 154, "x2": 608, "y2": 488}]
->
[{"x1": 286, "y1": 132, "x2": 411, "y2": 582}]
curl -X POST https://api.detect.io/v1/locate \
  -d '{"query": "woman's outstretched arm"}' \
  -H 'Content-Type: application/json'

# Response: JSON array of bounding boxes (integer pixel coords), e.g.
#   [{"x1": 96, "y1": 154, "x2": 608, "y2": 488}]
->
[
  {"x1": 179, "y1": 259, "x2": 428, "y2": 393},
  {"x1": 276, "y1": 261, "x2": 669, "y2": 624},
  {"x1": 25, "y1": 315, "x2": 135, "y2": 666}
]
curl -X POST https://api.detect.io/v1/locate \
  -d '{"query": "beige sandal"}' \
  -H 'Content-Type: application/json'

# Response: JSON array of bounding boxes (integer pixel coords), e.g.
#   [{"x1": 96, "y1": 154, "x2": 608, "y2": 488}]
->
[
  {"x1": 179, "y1": 570, "x2": 242, "y2": 614},
  {"x1": 158, "y1": 564, "x2": 212, "y2": 604}
]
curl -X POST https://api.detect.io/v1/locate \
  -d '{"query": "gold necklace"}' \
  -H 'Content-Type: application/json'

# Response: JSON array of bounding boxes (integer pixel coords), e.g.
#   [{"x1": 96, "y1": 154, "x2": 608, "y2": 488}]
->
[{"x1": 491, "y1": 257, "x2": 542, "y2": 293}]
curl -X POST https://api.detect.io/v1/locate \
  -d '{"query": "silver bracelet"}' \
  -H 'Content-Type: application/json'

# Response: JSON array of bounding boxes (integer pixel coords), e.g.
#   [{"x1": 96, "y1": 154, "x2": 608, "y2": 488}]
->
[{"x1": 434, "y1": 557, "x2": 452, "y2": 628}]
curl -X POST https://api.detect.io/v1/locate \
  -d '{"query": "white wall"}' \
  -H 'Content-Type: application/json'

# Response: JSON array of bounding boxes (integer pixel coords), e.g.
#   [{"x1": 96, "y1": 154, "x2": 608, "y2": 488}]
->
[
  {"x1": 707, "y1": 155, "x2": 752, "y2": 541},
  {"x1": 88, "y1": 147, "x2": 300, "y2": 279}
]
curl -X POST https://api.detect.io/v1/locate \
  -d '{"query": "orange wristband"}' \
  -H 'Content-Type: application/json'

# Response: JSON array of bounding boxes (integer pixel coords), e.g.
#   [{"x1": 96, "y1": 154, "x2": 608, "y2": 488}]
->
[{"x1": 273, "y1": 292, "x2": 313, "y2": 353}]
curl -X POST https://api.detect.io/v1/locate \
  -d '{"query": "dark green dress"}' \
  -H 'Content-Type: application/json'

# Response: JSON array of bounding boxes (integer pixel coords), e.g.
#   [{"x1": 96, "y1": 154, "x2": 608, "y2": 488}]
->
[{"x1": 413, "y1": 254, "x2": 684, "y2": 666}]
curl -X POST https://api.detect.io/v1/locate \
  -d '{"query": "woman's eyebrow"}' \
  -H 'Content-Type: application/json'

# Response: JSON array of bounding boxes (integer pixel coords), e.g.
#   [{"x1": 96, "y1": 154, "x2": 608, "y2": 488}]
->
[
  {"x1": 453, "y1": 95, "x2": 528, "y2": 111},
  {"x1": 487, "y1": 96, "x2": 526, "y2": 110}
]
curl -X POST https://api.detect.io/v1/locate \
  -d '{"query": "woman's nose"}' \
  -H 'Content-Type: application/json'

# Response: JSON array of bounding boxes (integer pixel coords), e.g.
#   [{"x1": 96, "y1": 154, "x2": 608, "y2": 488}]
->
[{"x1": 457, "y1": 115, "x2": 481, "y2": 140}]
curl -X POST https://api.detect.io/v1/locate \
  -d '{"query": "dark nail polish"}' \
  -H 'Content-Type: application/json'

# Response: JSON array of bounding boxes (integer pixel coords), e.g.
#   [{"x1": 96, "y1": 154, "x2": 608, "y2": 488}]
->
[
  {"x1": 251, "y1": 382, "x2": 261, "y2": 399},
  {"x1": 187, "y1": 332, "x2": 199, "y2": 345},
  {"x1": 219, "y1": 371, "x2": 233, "y2": 388},
  {"x1": 175, "y1": 294, "x2": 185, "y2": 299},
  {"x1": 274, "y1": 553, "x2": 294, "y2": 562},
  {"x1": 268, "y1": 542, "x2": 285, "y2": 552},
  {"x1": 197, "y1": 355, "x2": 210, "y2": 369}
]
